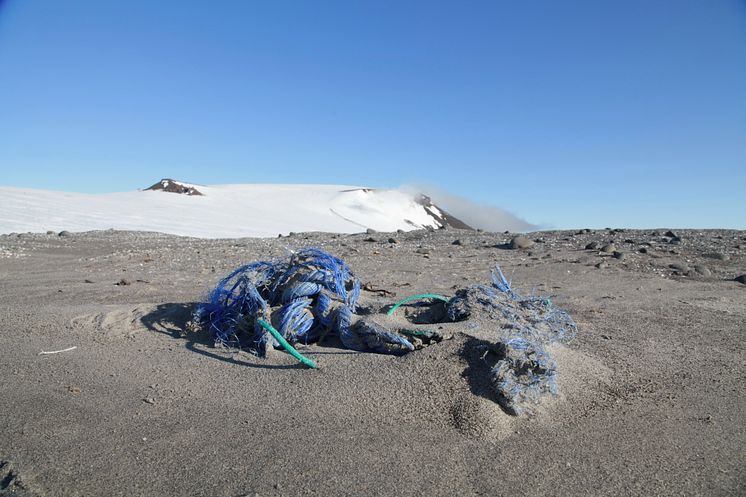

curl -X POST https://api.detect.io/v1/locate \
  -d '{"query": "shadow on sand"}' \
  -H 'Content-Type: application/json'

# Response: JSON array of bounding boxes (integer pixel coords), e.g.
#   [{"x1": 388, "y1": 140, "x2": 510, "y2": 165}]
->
[{"x1": 139, "y1": 302, "x2": 304, "y2": 369}]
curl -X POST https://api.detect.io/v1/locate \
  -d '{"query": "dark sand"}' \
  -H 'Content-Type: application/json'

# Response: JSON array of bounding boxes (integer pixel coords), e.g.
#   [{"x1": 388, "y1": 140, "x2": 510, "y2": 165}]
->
[{"x1": 0, "y1": 228, "x2": 744, "y2": 496}]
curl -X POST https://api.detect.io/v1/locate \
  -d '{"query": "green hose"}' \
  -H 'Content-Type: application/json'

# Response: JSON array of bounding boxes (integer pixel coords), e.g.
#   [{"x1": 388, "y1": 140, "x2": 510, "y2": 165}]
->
[
  {"x1": 386, "y1": 293, "x2": 450, "y2": 316},
  {"x1": 257, "y1": 319, "x2": 318, "y2": 369}
]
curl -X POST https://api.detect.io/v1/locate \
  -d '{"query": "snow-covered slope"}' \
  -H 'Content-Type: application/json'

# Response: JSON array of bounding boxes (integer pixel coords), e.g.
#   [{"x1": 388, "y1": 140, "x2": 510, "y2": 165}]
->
[{"x1": 0, "y1": 183, "x2": 469, "y2": 238}]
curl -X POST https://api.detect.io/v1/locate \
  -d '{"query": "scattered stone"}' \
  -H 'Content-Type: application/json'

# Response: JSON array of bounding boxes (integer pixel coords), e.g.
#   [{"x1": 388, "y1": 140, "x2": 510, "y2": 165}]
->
[
  {"x1": 595, "y1": 261, "x2": 608, "y2": 269},
  {"x1": 704, "y1": 252, "x2": 729, "y2": 261},
  {"x1": 452, "y1": 239, "x2": 463, "y2": 246},
  {"x1": 387, "y1": 238, "x2": 398, "y2": 244},
  {"x1": 366, "y1": 228, "x2": 377, "y2": 234},
  {"x1": 694, "y1": 266, "x2": 711, "y2": 277},
  {"x1": 509, "y1": 236, "x2": 534, "y2": 250},
  {"x1": 58, "y1": 230, "x2": 72, "y2": 237},
  {"x1": 639, "y1": 247, "x2": 648, "y2": 254},
  {"x1": 115, "y1": 278, "x2": 132, "y2": 286},
  {"x1": 396, "y1": 229, "x2": 405, "y2": 234},
  {"x1": 612, "y1": 251, "x2": 625, "y2": 260},
  {"x1": 84, "y1": 279, "x2": 94, "y2": 284},
  {"x1": 46, "y1": 230, "x2": 55, "y2": 235},
  {"x1": 600, "y1": 244, "x2": 616, "y2": 253},
  {"x1": 364, "y1": 237, "x2": 377, "y2": 242},
  {"x1": 669, "y1": 263, "x2": 690, "y2": 273},
  {"x1": 734, "y1": 274, "x2": 746, "y2": 285},
  {"x1": 415, "y1": 248, "x2": 431, "y2": 255},
  {"x1": 669, "y1": 237, "x2": 682, "y2": 245},
  {"x1": 142, "y1": 397, "x2": 156, "y2": 405},
  {"x1": 585, "y1": 242, "x2": 599, "y2": 250},
  {"x1": 664, "y1": 230, "x2": 678, "y2": 238}
]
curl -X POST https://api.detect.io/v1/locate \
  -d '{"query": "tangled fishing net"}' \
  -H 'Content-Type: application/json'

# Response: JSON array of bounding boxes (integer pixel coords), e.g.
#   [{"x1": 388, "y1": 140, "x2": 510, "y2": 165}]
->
[{"x1": 195, "y1": 248, "x2": 577, "y2": 415}]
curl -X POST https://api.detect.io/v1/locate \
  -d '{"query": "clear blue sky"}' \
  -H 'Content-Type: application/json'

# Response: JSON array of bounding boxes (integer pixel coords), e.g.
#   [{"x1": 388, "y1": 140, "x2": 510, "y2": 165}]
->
[{"x1": 1, "y1": 0, "x2": 744, "y2": 229}]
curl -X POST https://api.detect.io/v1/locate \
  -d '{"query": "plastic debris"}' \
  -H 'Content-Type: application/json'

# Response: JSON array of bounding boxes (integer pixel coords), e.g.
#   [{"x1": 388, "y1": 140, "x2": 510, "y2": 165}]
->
[
  {"x1": 446, "y1": 267, "x2": 576, "y2": 415},
  {"x1": 196, "y1": 248, "x2": 577, "y2": 415}
]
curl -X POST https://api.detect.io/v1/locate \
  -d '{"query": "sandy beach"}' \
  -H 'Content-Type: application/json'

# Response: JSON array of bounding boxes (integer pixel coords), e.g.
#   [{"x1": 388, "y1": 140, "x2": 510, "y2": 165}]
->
[{"x1": 1, "y1": 227, "x2": 744, "y2": 496}]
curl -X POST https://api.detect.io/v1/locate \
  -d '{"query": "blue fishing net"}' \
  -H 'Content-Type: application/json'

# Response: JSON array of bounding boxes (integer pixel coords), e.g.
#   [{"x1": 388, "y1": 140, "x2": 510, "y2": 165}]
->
[
  {"x1": 195, "y1": 248, "x2": 361, "y2": 356},
  {"x1": 446, "y1": 266, "x2": 576, "y2": 415},
  {"x1": 196, "y1": 249, "x2": 577, "y2": 415}
]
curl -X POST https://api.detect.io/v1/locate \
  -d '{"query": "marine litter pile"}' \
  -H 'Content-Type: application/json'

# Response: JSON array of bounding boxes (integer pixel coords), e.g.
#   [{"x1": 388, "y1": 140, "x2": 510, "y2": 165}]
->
[{"x1": 196, "y1": 248, "x2": 577, "y2": 415}]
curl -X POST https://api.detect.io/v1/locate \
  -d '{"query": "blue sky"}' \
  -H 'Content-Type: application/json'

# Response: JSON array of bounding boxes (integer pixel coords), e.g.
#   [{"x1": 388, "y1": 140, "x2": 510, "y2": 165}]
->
[{"x1": 1, "y1": 0, "x2": 744, "y2": 229}]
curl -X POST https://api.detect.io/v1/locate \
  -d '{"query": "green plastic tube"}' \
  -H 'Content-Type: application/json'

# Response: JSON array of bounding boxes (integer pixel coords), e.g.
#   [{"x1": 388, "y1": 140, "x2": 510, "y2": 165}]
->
[
  {"x1": 386, "y1": 293, "x2": 450, "y2": 316},
  {"x1": 257, "y1": 319, "x2": 318, "y2": 369}
]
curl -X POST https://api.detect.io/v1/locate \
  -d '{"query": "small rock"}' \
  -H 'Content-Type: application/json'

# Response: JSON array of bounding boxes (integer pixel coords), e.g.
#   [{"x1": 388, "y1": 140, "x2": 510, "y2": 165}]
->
[
  {"x1": 46, "y1": 230, "x2": 55, "y2": 235},
  {"x1": 705, "y1": 252, "x2": 730, "y2": 261},
  {"x1": 58, "y1": 230, "x2": 71, "y2": 237},
  {"x1": 143, "y1": 398, "x2": 156, "y2": 405},
  {"x1": 735, "y1": 274, "x2": 746, "y2": 285},
  {"x1": 638, "y1": 247, "x2": 648, "y2": 254},
  {"x1": 84, "y1": 279, "x2": 94, "y2": 284},
  {"x1": 669, "y1": 237, "x2": 681, "y2": 245},
  {"x1": 396, "y1": 229, "x2": 405, "y2": 234},
  {"x1": 452, "y1": 239, "x2": 462, "y2": 246},
  {"x1": 509, "y1": 236, "x2": 534, "y2": 250},
  {"x1": 364, "y1": 237, "x2": 377, "y2": 242},
  {"x1": 366, "y1": 228, "x2": 377, "y2": 234},
  {"x1": 116, "y1": 278, "x2": 132, "y2": 286},
  {"x1": 669, "y1": 263, "x2": 690, "y2": 273},
  {"x1": 664, "y1": 230, "x2": 678, "y2": 238},
  {"x1": 585, "y1": 242, "x2": 599, "y2": 250},
  {"x1": 387, "y1": 238, "x2": 398, "y2": 244},
  {"x1": 600, "y1": 244, "x2": 616, "y2": 253},
  {"x1": 612, "y1": 251, "x2": 625, "y2": 260},
  {"x1": 694, "y1": 266, "x2": 711, "y2": 277},
  {"x1": 415, "y1": 248, "x2": 431, "y2": 255},
  {"x1": 595, "y1": 261, "x2": 608, "y2": 269}
]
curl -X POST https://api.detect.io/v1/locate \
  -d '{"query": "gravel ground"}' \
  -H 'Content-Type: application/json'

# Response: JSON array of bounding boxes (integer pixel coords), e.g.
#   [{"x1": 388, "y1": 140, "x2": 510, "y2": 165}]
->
[{"x1": 0, "y1": 227, "x2": 744, "y2": 497}]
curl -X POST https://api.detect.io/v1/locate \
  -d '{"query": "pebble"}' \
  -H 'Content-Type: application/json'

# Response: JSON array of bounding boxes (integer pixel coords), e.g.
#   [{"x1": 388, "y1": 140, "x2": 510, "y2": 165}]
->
[
  {"x1": 694, "y1": 266, "x2": 711, "y2": 277},
  {"x1": 669, "y1": 263, "x2": 689, "y2": 273},
  {"x1": 600, "y1": 244, "x2": 616, "y2": 253},
  {"x1": 366, "y1": 228, "x2": 377, "y2": 234},
  {"x1": 638, "y1": 247, "x2": 648, "y2": 254},
  {"x1": 735, "y1": 274, "x2": 746, "y2": 285},
  {"x1": 705, "y1": 252, "x2": 730, "y2": 261},
  {"x1": 387, "y1": 238, "x2": 398, "y2": 244},
  {"x1": 143, "y1": 398, "x2": 156, "y2": 405},
  {"x1": 509, "y1": 236, "x2": 534, "y2": 250},
  {"x1": 46, "y1": 230, "x2": 55, "y2": 235},
  {"x1": 595, "y1": 261, "x2": 608, "y2": 269},
  {"x1": 585, "y1": 242, "x2": 599, "y2": 250},
  {"x1": 452, "y1": 239, "x2": 462, "y2": 246},
  {"x1": 58, "y1": 230, "x2": 72, "y2": 237},
  {"x1": 612, "y1": 251, "x2": 625, "y2": 260},
  {"x1": 116, "y1": 278, "x2": 132, "y2": 286}
]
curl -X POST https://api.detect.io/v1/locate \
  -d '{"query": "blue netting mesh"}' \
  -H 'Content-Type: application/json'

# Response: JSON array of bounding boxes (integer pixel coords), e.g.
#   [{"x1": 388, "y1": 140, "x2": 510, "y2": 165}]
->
[
  {"x1": 195, "y1": 248, "x2": 362, "y2": 356},
  {"x1": 446, "y1": 266, "x2": 576, "y2": 415},
  {"x1": 196, "y1": 251, "x2": 577, "y2": 416}
]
